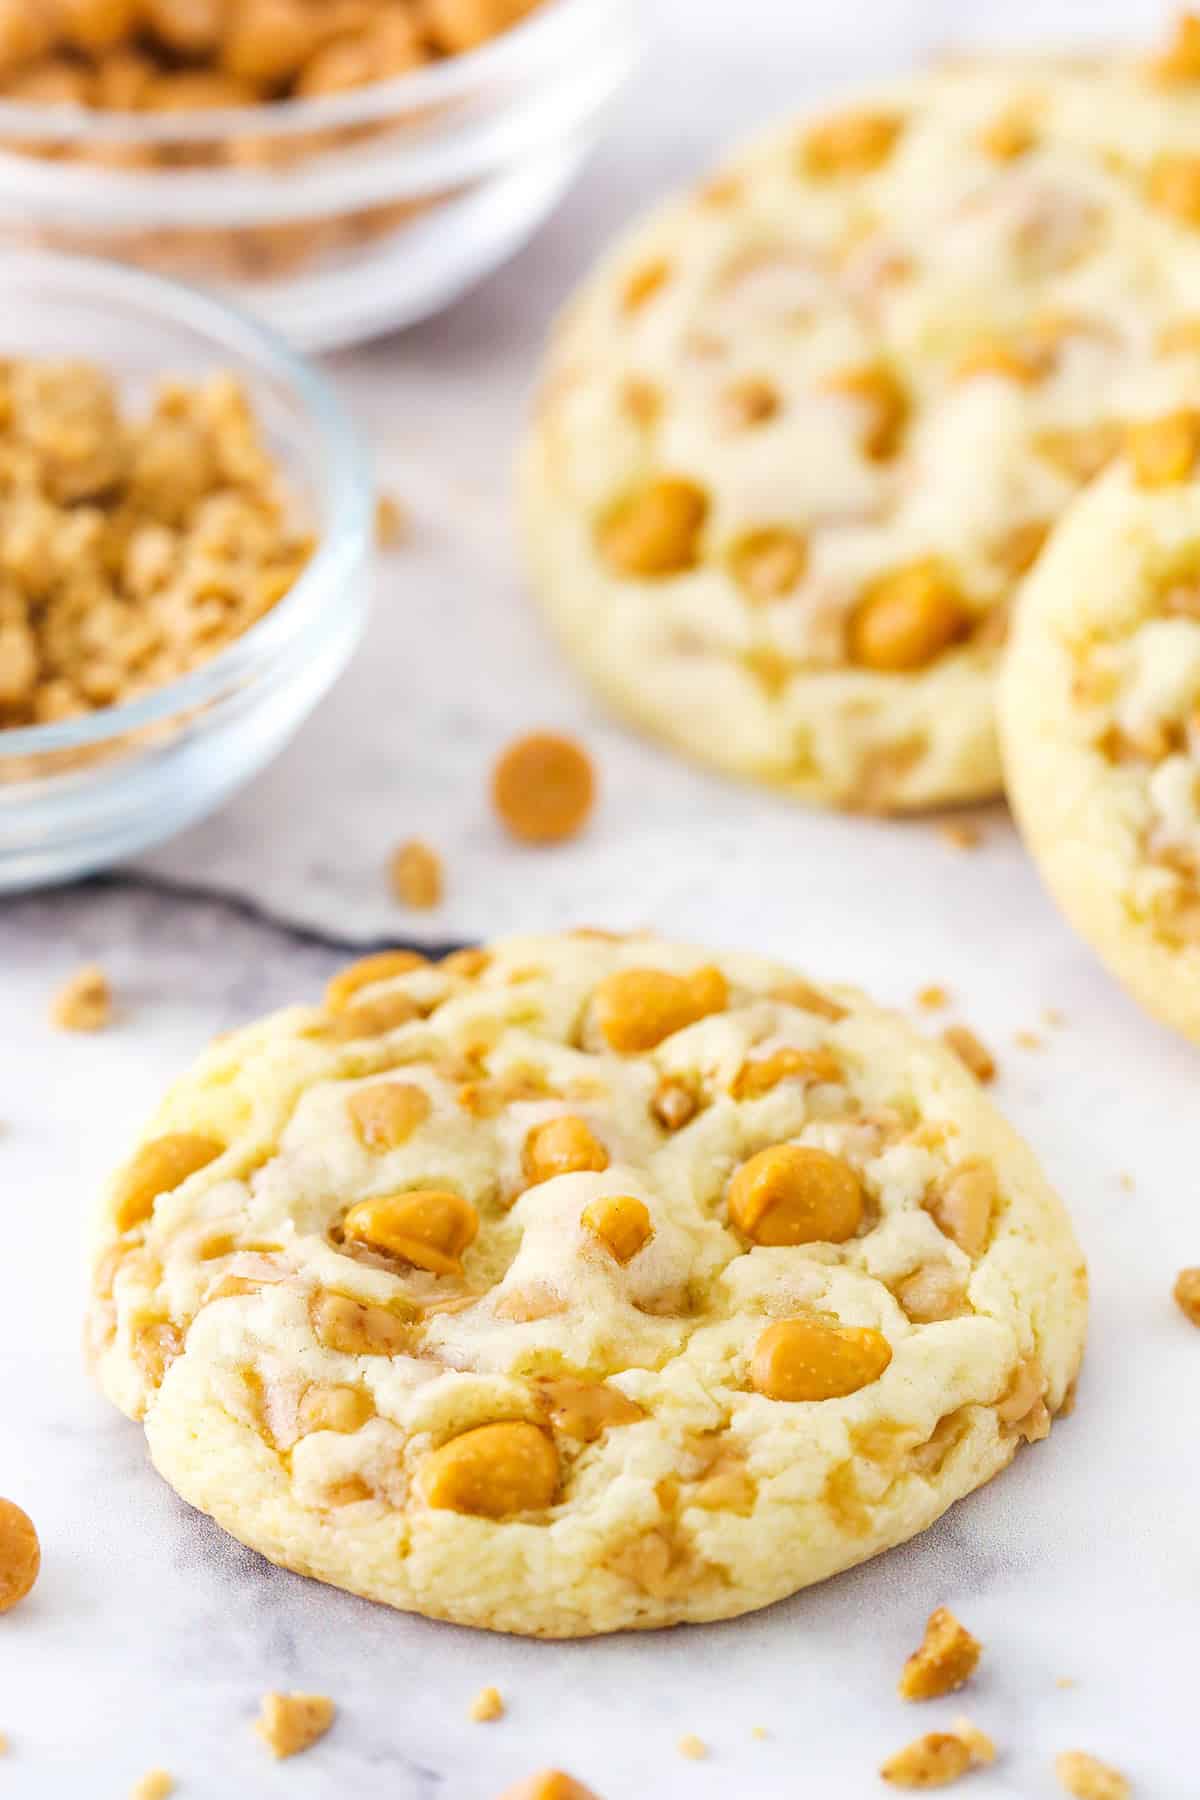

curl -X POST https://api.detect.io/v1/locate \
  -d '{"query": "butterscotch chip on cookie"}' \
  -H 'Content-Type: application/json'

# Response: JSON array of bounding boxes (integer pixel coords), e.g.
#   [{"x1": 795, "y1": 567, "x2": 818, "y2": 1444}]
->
[
  {"x1": 254, "y1": 1692, "x2": 335, "y2": 1759},
  {"x1": 1001, "y1": 432, "x2": 1200, "y2": 1043},
  {"x1": 521, "y1": 33, "x2": 1200, "y2": 811},
  {"x1": 1055, "y1": 1750, "x2": 1131, "y2": 1799},
  {"x1": 899, "y1": 1606, "x2": 982, "y2": 1700},
  {"x1": 85, "y1": 933, "x2": 1085, "y2": 1637}
]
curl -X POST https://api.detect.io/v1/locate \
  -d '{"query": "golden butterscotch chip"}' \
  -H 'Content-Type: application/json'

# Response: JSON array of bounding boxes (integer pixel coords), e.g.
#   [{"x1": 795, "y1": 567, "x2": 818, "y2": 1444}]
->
[
  {"x1": 536, "y1": 1376, "x2": 644, "y2": 1441},
  {"x1": 113, "y1": 1133, "x2": 223, "y2": 1232},
  {"x1": 255, "y1": 1692, "x2": 335, "y2": 1760},
  {"x1": 1173, "y1": 1266, "x2": 1200, "y2": 1323},
  {"x1": 346, "y1": 1081, "x2": 431, "y2": 1151},
  {"x1": 801, "y1": 109, "x2": 904, "y2": 178},
  {"x1": 1147, "y1": 151, "x2": 1200, "y2": 226},
  {"x1": 730, "y1": 1046, "x2": 841, "y2": 1099},
  {"x1": 677, "y1": 1735, "x2": 708, "y2": 1760},
  {"x1": 523, "y1": 1116, "x2": 609, "y2": 1185},
  {"x1": 956, "y1": 334, "x2": 1049, "y2": 385},
  {"x1": 581, "y1": 1194, "x2": 654, "y2": 1263},
  {"x1": 311, "y1": 1292, "x2": 411, "y2": 1355},
  {"x1": 727, "y1": 527, "x2": 809, "y2": 602},
  {"x1": 1055, "y1": 1750, "x2": 1131, "y2": 1800},
  {"x1": 1151, "y1": 9, "x2": 1200, "y2": 81},
  {"x1": 1127, "y1": 410, "x2": 1200, "y2": 488},
  {"x1": 620, "y1": 257, "x2": 672, "y2": 313},
  {"x1": 824, "y1": 363, "x2": 909, "y2": 460},
  {"x1": 849, "y1": 560, "x2": 970, "y2": 673},
  {"x1": 750, "y1": 1317, "x2": 892, "y2": 1401},
  {"x1": 491, "y1": 731, "x2": 596, "y2": 846},
  {"x1": 130, "y1": 1771, "x2": 174, "y2": 1800},
  {"x1": 0, "y1": 1498, "x2": 40, "y2": 1613},
  {"x1": 881, "y1": 1721, "x2": 995, "y2": 1788},
  {"x1": 941, "y1": 1025, "x2": 996, "y2": 1084},
  {"x1": 728, "y1": 1144, "x2": 863, "y2": 1246},
  {"x1": 296, "y1": 1384, "x2": 373, "y2": 1436},
  {"x1": 325, "y1": 950, "x2": 426, "y2": 1013},
  {"x1": 496, "y1": 1773, "x2": 600, "y2": 1800},
  {"x1": 917, "y1": 986, "x2": 950, "y2": 1011},
  {"x1": 374, "y1": 493, "x2": 407, "y2": 548},
  {"x1": 995, "y1": 1357, "x2": 1051, "y2": 1441},
  {"x1": 421, "y1": 1422, "x2": 559, "y2": 1517},
  {"x1": 342, "y1": 1189, "x2": 478, "y2": 1276},
  {"x1": 899, "y1": 1606, "x2": 983, "y2": 1701},
  {"x1": 390, "y1": 840, "x2": 443, "y2": 910},
  {"x1": 469, "y1": 1685, "x2": 505, "y2": 1723},
  {"x1": 51, "y1": 963, "x2": 113, "y2": 1032},
  {"x1": 719, "y1": 376, "x2": 780, "y2": 432},
  {"x1": 593, "y1": 965, "x2": 728, "y2": 1052},
  {"x1": 596, "y1": 477, "x2": 708, "y2": 577},
  {"x1": 978, "y1": 109, "x2": 1037, "y2": 159},
  {"x1": 1035, "y1": 422, "x2": 1125, "y2": 485}
]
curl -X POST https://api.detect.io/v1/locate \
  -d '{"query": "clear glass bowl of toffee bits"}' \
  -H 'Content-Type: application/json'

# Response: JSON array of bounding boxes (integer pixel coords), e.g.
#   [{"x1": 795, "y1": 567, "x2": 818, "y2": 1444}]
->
[
  {"x1": 0, "y1": 0, "x2": 645, "y2": 351},
  {"x1": 0, "y1": 249, "x2": 371, "y2": 892}
]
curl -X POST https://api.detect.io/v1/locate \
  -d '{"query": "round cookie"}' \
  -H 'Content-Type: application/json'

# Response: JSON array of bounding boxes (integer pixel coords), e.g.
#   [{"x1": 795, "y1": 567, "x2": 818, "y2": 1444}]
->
[
  {"x1": 88, "y1": 933, "x2": 1086, "y2": 1637},
  {"x1": 1002, "y1": 413, "x2": 1200, "y2": 1043},
  {"x1": 521, "y1": 28, "x2": 1200, "y2": 809}
]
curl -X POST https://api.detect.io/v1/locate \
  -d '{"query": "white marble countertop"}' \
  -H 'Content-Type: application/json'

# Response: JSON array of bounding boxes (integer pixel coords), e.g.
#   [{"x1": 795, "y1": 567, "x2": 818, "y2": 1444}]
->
[{"x1": 4, "y1": 3, "x2": 1199, "y2": 1796}]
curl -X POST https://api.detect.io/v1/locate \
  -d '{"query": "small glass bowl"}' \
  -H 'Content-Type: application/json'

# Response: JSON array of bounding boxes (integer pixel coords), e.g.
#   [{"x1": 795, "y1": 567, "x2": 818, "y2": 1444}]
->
[
  {"x1": 0, "y1": 249, "x2": 371, "y2": 893},
  {"x1": 0, "y1": 0, "x2": 645, "y2": 350}
]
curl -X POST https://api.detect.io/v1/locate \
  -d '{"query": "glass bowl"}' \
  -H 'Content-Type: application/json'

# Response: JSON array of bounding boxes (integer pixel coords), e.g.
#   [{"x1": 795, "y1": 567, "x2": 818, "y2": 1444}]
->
[
  {"x1": 0, "y1": 0, "x2": 645, "y2": 351},
  {"x1": 0, "y1": 249, "x2": 371, "y2": 893}
]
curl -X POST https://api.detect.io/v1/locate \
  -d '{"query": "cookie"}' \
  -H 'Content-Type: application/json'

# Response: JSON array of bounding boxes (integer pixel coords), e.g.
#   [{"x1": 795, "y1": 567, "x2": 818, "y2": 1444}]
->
[
  {"x1": 88, "y1": 933, "x2": 1086, "y2": 1637},
  {"x1": 520, "y1": 29, "x2": 1200, "y2": 809},
  {"x1": 1001, "y1": 414, "x2": 1200, "y2": 1043}
]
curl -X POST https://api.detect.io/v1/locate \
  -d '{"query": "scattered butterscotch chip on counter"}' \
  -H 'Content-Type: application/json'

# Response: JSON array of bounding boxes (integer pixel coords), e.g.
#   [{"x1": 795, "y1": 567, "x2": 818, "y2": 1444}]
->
[
  {"x1": 917, "y1": 985, "x2": 950, "y2": 1010},
  {"x1": 390, "y1": 838, "x2": 444, "y2": 910},
  {"x1": 898, "y1": 1606, "x2": 982, "y2": 1701},
  {"x1": 941, "y1": 1024, "x2": 996, "y2": 1083},
  {"x1": 130, "y1": 1772, "x2": 175, "y2": 1800},
  {"x1": 51, "y1": 963, "x2": 113, "y2": 1033},
  {"x1": 0, "y1": 1497, "x2": 40, "y2": 1612},
  {"x1": 677, "y1": 1735, "x2": 708, "y2": 1761},
  {"x1": 254, "y1": 1692, "x2": 335, "y2": 1760},
  {"x1": 1055, "y1": 1749, "x2": 1131, "y2": 1799},
  {"x1": 1173, "y1": 1266, "x2": 1200, "y2": 1324},
  {"x1": 496, "y1": 1773, "x2": 600, "y2": 1800},
  {"x1": 881, "y1": 1719, "x2": 995, "y2": 1788},
  {"x1": 375, "y1": 493, "x2": 408, "y2": 548},
  {"x1": 470, "y1": 1686, "x2": 505, "y2": 1723},
  {"x1": 491, "y1": 731, "x2": 596, "y2": 845},
  {"x1": 937, "y1": 821, "x2": 983, "y2": 851}
]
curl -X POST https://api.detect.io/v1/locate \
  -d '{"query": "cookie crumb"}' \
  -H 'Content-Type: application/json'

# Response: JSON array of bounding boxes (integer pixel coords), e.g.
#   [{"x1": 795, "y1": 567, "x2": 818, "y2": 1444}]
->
[
  {"x1": 254, "y1": 1692, "x2": 335, "y2": 1760},
  {"x1": 898, "y1": 1606, "x2": 982, "y2": 1701},
  {"x1": 491, "y1": 732, "x2": 596, "y2": 846},
  {"x1": 677, "y1": 1734, "x2": 708, "y2": 1760},
  {"x1": 1056, "y1": 1677, "x2": 1078, "y2": 1690},
  {"x1": 1118, "y1": 1172, "x2": 1135, "y2": 1192},
  {"x1": 389, "y1": 839, "x2": 444, "y2": 910},
  {"x1": 1173, "y1": 1266, "x2": 1200, "y2": 1324},
  {"x1": 916, "y1": 985, "x2": 950, "y2": 1010},
  {"x1": 881, "y1": 1719, "x2": 994, "y2": 1788},
  {"x1": 941, "y1": 1024, "x2": 996, "y2": 1083},
  {"x1": 0, "y1": 1497, "x2": 40, "y2": 1613},
  {"x1": 469, "y1": 1685, "x2": 505, "y2": 1723},
  {"x1": 51, "y1": 964, "x2": 113, "y2": 1032},
  {"x1": 751, "y1": 1725, "x2": 769, "y2": 1741},
  {"x1": 1014, "y1": 1029, "x2": 1043, "y2": 1050},
  {"x1": 1055, "y1": 1749, "x2": 1130, "y2": 1799},
  {"x1": 375, "y1": 493, "x2": 407, "y2": 547},
  {"x1": 130, "y1": 1773, "x2": 174, "y2": 1800},
  {"x1": 937, "y1": 821, "x2": 983, "y2": 851}
]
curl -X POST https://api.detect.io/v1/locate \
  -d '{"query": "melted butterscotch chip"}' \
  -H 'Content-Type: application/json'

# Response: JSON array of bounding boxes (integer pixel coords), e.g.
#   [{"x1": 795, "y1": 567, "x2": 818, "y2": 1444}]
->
[
  {"x1": 941, "y1": 1025, "x2": 996, "y2": 1085},
  {"x1": 727, "y1": 526, "x2": 809, "y2": 602},
  {"x1": 1127, "y1": 410, "x2": 1200, "y2": 487},
  {"x1": 0, "y1": 1498, "x2": 40, "y2": 1613},
  {"x1": 536, "y1": 1376, "x2": 644, "y2": 1441},
  {"x1": 718, "y1": 376, "x2": 780, "y2": 431},
  {"x1": 899, "y1": 1606, "x2": 983, "y2": 1701},
  {"x1": 651, "y1": 1072, "x2": 700, "y2": 1131},
  {"x1": 596, "y1": 478, "x2": 708, "y2": 578},
  {"x1": 310, "y1": 1292, "x2": 412, "y2": 1356},
  {"x1": 824, "y1": 362, "x2": 909, "y2": 459},
  {"x1": 802, "y1": 109, "x2": 904, "y2": 178},
  {"x1": 928, "y1": 1160, "x2": 997, "y2": 1257},
  {"x1": 1147, "y1": 151, "x2": 1200, "y2": 226},
  {"x1": 492, "y1": 732, "x2": 596, "y2": 845},
  {"x1": 421, "y1": 1422, "x2": 559, "y2": 1517},
  {"x1": 995, "y1": 1357, "x2": 1051, "y2": 1441},
  {"x1": 730, "y1": 1046, "x2": 841, "y2": 1099},
  {"x1": 1055, "y1": 1750, "x2": 1131, "y2": 1800},
  {"x1": 979, "y1": 108, "x2": 1038, "y2": 159},
  {"x1": 51, "y1": 963, "x2": 113, "y2": 1032},
  {"x1": 621, "y1": 257, "x2": 672, "y2": 313},
  {"x1": 255, "y1": 1692, "x2": 335, "y2": 1760},
  {"x1": 346, "y1": 1081, "x2": 430, "y2": 1151}
]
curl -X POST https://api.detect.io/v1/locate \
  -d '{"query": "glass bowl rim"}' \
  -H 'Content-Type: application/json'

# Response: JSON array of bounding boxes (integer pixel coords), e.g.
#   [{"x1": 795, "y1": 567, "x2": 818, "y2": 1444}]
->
[
  {"x1": 0, "y1": 246, "x2": 371, "y2": 761},
  {"x1": 0, "y1": 0, "x2": 612, "y2": 145}
]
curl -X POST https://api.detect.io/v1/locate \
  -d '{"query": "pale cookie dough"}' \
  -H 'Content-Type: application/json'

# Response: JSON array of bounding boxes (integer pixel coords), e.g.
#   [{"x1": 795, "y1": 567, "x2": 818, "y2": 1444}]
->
[
  {"x1": 87, "y1": 933, "x2": 1086, "y2": 1637},
  {"x1": 1001, "y1": 419, "x2": 1200, "y2": 1043},
  {"x1": 520, "y1": 30, "x2": 1200, "y2": 809}
]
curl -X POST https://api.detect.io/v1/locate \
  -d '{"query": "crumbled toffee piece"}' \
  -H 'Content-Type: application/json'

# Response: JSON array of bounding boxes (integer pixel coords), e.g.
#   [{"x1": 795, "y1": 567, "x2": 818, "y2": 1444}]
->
[
  {"x1": 254, "y1": 1692, "x2": 335, "y2": 1760},
  {"x1": 898, "y1": 1606, "x2": 983, "y2": 1701},
  {"x1": 881, "y1": 1719, "x2": 995, "y2": 1788},
  {"x1": 1055, "y1": 1749, "x2": 1132, "y2": 1800},
  {"x1": 51, "y1": 964, "x2": 113, "y2": 1032}
]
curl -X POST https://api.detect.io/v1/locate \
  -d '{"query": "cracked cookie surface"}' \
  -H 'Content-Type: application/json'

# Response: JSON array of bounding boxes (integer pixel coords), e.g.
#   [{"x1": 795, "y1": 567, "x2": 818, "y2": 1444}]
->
[
  {"x1": 520, "y1": 37, "x2": 1200, "y2": 809},
  {"x1": 87, "y1": 932, "x2": 1086, "y2": 1636}
]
